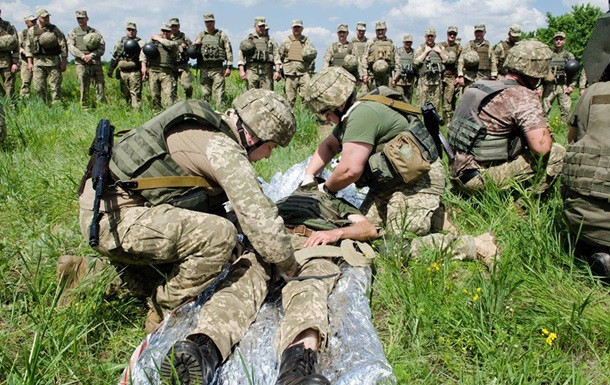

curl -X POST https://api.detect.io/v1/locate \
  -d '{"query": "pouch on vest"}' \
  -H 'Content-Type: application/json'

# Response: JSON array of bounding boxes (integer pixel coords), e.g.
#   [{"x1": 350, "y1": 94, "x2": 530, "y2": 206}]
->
[
  {"x1": 356, "y1": 151, "x2": 398, "y2": 188},
  {"x1": 383, "y1": 131, "x2": 431, "y2": 184}
]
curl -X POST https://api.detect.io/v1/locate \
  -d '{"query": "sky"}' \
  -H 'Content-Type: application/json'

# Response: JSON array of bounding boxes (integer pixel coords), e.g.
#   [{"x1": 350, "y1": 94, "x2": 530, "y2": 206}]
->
[{"x1": 2, "y1": 0, "x2": 607, "y2": 69}]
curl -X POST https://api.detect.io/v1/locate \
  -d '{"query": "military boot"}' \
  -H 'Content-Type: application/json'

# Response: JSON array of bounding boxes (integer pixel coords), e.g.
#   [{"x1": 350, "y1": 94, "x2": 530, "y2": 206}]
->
[
  {"x1": 275, "y1": 343, "x2": 330, "y2": 385},
  {"x1": 160, "y1": 333, "x2": 220, "y2": 385},
  {"x1": 588, "y1": 252, "x2": 610, "y2": 282}
]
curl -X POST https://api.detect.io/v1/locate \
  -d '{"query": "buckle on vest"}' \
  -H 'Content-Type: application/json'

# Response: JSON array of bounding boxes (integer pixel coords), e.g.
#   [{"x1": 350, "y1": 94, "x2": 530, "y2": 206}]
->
[{"x1": 118, "y1": 180, "x2": 139, "y2": 190}]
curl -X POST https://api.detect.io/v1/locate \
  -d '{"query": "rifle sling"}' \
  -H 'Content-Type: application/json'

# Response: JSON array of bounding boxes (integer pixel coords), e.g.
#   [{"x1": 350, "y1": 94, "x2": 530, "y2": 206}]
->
[
  {"x1": 358, "y1": 94, "x2": 422, "y2": 116},
  {"x1": 119, "y1": 175, "x2": 213, "y2": 191}
]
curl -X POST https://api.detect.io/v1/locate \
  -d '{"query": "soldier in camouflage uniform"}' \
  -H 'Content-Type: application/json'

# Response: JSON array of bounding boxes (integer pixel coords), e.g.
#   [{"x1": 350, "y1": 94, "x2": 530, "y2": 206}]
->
[
  {"x1": 360, "y1": 21, "x2": 400, "y2": 91},
  {"x1": 108, "y1": 22, "x2": 144, "y2": 109},
  {"x1": 238, "y1": 16, "x2": 281, "y2": 91},
  {"x1": 25, "y1": 8, "x2": 67, "y2": 104},
  {"x1": 67, "y1": 10, "x2": 105, "y2": 106},
  {"x1": 494, "y1": 24, "x2": 521, "y2": 78},
  {"x1": 578, "y1": 68, "x2": 587, "y2": 96},
  {"x1": 18, "y1": 15, "x2": 36, "y2": 98},
  {"x1": 541, "y1": 31, "x2": 577, "y2": 121},
  {"x1": 0, "y1": 9, "x2": 19, "y2": 98},
  {"x1": 169, "y1": 18, "x2": 193, "y2": 99},
  {"x1": 141, "y1": 23, "x2": 178, "y2": 110},
  {"x1": 194, "y1": 13, "x2": 233, "y2": 106},
  {"x1": 79, "y1": 90, "x2": 298, "y2": 342},
  {"x1": 456, "y1": 24, "x2": 497, "y2": 89},
  {"x1": 322, "y1": 24, "x2": 353, "y2": 69},
  {"x1": 392, "y1": 35, "x2": 416, "y2": 103},
  {"x1": 439, "y1": 26, "x2": 462, "y2": 122},
  {"x1": 303, "y1": 67, "x2": 444, "y2": 235},
  {"x1": 351, "y1": 21, "x2": 368, "y2": 93},
  {"x1": 413, "y1": 28, "x2": 447, "y2": 108},
  {"x1": 448, "y1": 39, "x2": 565, "y2": 195},
  {"x1": 279, "y1": 19, "x2": 317, "y2": 108}
]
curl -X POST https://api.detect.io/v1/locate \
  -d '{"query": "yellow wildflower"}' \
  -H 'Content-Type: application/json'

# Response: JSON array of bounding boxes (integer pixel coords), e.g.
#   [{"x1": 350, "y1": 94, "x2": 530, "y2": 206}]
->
[
  {"x1": 476, "y1": 287, "x2": 481, "y2": 293},
  {"x1": 546, "y1": 332, "x2": 557, "y2": 346},
  {"x1": 541, "y1": 328, "x2": 549, "y2": 336},
  {"x1": 473, "y1": 294, "x2": 479, "y2": 301}
]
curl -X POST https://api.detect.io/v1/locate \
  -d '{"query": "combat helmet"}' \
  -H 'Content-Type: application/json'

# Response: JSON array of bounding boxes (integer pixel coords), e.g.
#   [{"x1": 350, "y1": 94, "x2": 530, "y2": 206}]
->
[
  {"x1": 123, "y1": 38, "x2": 141, "y2": 56},
  {"x1": 462, "y1": 51, "x2": 479, "y2": 70},
  {"x1": 503, "y1": 39, "x2": 552, "y2": 79},
  {"x1": 239, "y1": 37, "x2": 256, "y2": 55},
  {"x1": 304, "y1": 67, "x2": 356, "y2": 114},
  {"x1": 302, "y1": 45, "x2": 317, "y2": 62},
  {"x1": 232, "y1": 89, "x2": 296, "y2": 147},
  {"x1": 564, "y1": 59, "x2": 580, "y2": 76},
  {"x1": 0, "y1": 35, "x2": 18, "y2": 51},
  {"x1": 39, "y1": 31, "x2": 59, "y2": 50},
  {"x1": 342, "y1": 54, "x2": 359, "y2": 74},
  {"x1": 83, "y1": 32, "x2": 102, "y2": 51},
  {"x1": 142, "y1": 42, "x2": 160, "y2": 58},
  {"x1": 372, "y1": 59, "x2": 389, "y2": 77}
]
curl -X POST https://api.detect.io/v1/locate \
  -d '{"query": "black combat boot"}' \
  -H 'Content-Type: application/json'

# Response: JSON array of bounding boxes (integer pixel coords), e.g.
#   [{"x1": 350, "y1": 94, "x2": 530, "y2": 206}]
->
[
  {"x1": 160, "y1": 333, "x2": 221, "y2": 385},
  {"x1": 588, "y1": 252, "x2": 610, "y2": 282},
  {"x1": 275, "y1": 343, "x2": 331, "y2": 385}
]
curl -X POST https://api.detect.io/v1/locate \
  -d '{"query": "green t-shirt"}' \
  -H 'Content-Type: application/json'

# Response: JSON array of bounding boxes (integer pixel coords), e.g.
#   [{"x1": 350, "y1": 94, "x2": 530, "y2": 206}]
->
[{"x1": 332, "y1": 101, "x2": 408, "y2": 150}]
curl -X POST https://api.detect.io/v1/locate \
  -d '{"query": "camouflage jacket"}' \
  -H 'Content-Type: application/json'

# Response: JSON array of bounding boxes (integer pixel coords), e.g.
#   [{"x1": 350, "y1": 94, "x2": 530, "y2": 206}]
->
[{"x1": 67, "y1": 26, "x2": 106, "y2": 64}]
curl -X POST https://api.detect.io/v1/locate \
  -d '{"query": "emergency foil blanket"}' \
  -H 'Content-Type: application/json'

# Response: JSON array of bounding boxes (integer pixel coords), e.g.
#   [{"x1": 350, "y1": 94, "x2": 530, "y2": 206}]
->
[{"x1": 119, "y1": 159, "x2": 395, "y2": 385}]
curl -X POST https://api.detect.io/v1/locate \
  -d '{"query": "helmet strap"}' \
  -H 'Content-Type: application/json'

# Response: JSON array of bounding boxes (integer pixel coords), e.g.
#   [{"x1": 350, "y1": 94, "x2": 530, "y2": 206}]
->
[
  {"x1": 237, "y1": 118, "x2": 266, "y2": 154},
  {"x1": 335, "y1": 92, "x2": 356, "y2": 120}
]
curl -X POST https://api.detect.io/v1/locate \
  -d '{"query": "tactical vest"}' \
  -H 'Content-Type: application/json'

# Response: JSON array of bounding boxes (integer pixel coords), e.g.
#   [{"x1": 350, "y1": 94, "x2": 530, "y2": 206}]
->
[
  {"x1": 172, "y1": 32, "x2": 189, "y2": 63},
  {"x1": 330, "y1": 42, "x2": 353, "y2": 67},
  {"x1": 0, "y1": 20, "x2": 14, "y2": 53},
  {"x1": 562, "y1": 92, "x2": 610, "y2": 201},
  {"x1": 551, "y1": 54, "x2": 567, "y2": 80},
  {"x1": 117, "y1": 36, "x2": 141, "y2": 64},
  {"x1": 109, "y1": 101, "x2": 238, "y2": 212},
  {"x1": 398, "y1": 49, "x2": 415, "y2": 79},
  {"x1": 286, "y1": 35, "x2": 305, "y2": 62},
  {"x1": 367, "y1": 39, "x2": 394, "y2": 66},
  {"x1": 497, "y1": 40, "x2": 513, "y2": 72},
  {"x1": 277, "y1": 190, "x2": 357, "y2": 230},
  {"x1": 248, "y1": 35, "x2": 273, "y2": 63},
  {"x1": 33, "y1": 24, "x2": 62, "y2": 56},
  {"x1": 469, "y1": 41, "x2": 491, "y2": 71},
  {"x1": 419, "y1": 47, "x2": 444, "y2": 78},
  {"x1": 147, "y1": 41, "x2": 176, "y2": 69},
  {"x1": 448, "y1": 79, "x2": 520, "y2": 162},
  {"x1": 73, "y1": 27, "x2": 91, "y2": 54},
  {"x1": 200, "y1": 30, "x2": 226, "y2": 62},
  {"x1": 19, "y1": 29, "x2": 28, "y2": 60},
  {"x1": 351, "y1": 38, "x2": 367, "y2": 59}
]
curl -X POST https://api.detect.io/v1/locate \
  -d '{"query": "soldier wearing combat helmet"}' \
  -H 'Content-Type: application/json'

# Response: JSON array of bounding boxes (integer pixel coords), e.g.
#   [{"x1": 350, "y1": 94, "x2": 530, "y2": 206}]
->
[
  {"x1": 448, "y1": 39, "x2": 566, "y2": 194},
  {"x1": 439, "y1": 26, "x2": 463, "y2": 122},
  {"x1": 392, "y1": 34, "x2": 417, "y2": 102},
  {"x1": 360, "y1": 21, "x2": 400, "y2": 90},
  {"x1": 238, "y1": 16, "x2": 281, "y2": 91},
  {"x1": 107, "y1": 22, "x2": 144, "y2": 109},
  {"x1": 456, "y1": 24, "x2": 498, "y2": 88},
  {"x1": 279, "y1": 19, "x2": 317, "y2": 108},
  {"x1": 0, "y1": 9, "x2": 20, "y2": 99},
  {"x1": 413, "y1": 28, "x2": 448, "y2": 107},
  {"x1": 541, "y1": 31, "x2": 577, "y2": 121}
]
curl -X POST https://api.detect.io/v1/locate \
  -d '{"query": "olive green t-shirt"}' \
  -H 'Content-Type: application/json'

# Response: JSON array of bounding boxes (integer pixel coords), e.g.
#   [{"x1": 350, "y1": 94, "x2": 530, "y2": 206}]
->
[{"x1": 332, "y1": 101, "x2": 408, "y2": 149}]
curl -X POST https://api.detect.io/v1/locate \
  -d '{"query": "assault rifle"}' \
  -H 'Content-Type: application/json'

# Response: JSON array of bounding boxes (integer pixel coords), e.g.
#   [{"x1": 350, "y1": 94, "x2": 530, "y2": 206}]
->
[
  {"x1": 421, "y1": 102, "x2": 454, "y2": 161},
  {"x1": 88, "y1": 119, "x2": 115, "y2": 247}
]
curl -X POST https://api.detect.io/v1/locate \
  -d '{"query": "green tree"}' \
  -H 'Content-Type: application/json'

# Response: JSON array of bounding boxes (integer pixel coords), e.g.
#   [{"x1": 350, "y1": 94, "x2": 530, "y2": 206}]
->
[{"x1": 532, "y1": 4, "x2": 603, "y2": 61}]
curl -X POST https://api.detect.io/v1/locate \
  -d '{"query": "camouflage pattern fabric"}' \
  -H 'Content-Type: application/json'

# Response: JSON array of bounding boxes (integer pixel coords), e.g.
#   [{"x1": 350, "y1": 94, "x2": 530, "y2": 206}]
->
[
  {"x1": 0, "y1": 67, "x2": 16, "y2": 97},
  {"x1": 416, "y1": 80, "x2": 442, "y2": 108},
  {"x1": 200, "y1": 67, "x2": 225, "y2": 105},
  {"x1": 176, "y1": 67, "x2": 193, "y2": 98},
  {"x1": 75, "y1": 62, "x2": 105, "y2": 105},
  {"x1": 542, "y1": 84, "x2": 573, "y2": 121},
  {"x1": 442, "y1": 75, "x2": 459, "y2": 122},
  {"x1": 0, "y1": 103, "x2": 5, "y2": 147},
  {"x1": 119, "y1": 69, "x2": 142, "y2": 109},
  {"x1": 148, "y1": 69, "x2": 176, "y2": 110},
  {"x1": 285, "y1": 73, "x2": 310, "y2": 108},
  {"x1": 32, "y1": 65, "x2": 62, "y2": 103},
  {"x1": 245, "y1": 64, "x2": 275, "y2": 90},
  {"x1": 0, "y1": 19, "x2": 19, "y2": 97},
  {"x1": 19, "y1": 59, "x2": 32, "y2": 97}
]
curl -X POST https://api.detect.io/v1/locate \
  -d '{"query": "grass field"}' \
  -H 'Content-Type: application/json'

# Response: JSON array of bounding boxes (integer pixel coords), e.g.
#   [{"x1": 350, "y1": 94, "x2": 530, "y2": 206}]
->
[{"x1": 0, "y1": 65, "x2": 608, "y2": 384}]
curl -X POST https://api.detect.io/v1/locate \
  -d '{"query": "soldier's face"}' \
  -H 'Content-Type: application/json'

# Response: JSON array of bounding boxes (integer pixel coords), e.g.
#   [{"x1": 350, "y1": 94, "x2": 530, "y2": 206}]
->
[
  {"x1": 126, "y1": 28, "x2": 136, "y2": 38},
  {"x1": 25, "y1": 20, "x2": 36, "y2": 28},
  {"x1": 292, "y1": 26, "x2": 303, "y2": 36},
  {"x1": 171, "y1": 25, "x2": 179, "y2": 34},
  {"x1": 254, "y1": 24, "x2": 265, "y2": 35},
  {"x1": 248, "y1": 142, "x2": 277, "y2": 162},
  {"x1": 447, "y1": 32, "x2": 457, "y2": 42},
  {"x1": 403, "y1": 41, "x2": 412, "y2": 49},
  {"x1": 38, "y1": 15, "x2": 49, "y2": 26},
  {"x1": 337, "y1": 31, "x2": 348, "y2": 42},
  {"x1": 205, "y1": 20, "x2": 215, "y2": 30},
  {"x1": 357, "y1": 29, "x2": 365, "y2": 39},
  {"x1": 161, "y1": 30, "x2": 171, "y2": 38},
  {"x1": 554, "y1": 37, "x2": 565, "y2": 48},
  {"x1": 509, "y1": 35, "x2": 520, "y2": 43},
  {"x1": 425, "y1": 34, "x2": 436, "y2": 45},
  {"x1": 474, "y1": 30, "x2": 485, "y2": 40},
  {"x1": 77, "y1": 16, "x2": 88, "y2": 27},
  {"x1": 375, "y1": 29, "x2": 386, "y2": 39}
]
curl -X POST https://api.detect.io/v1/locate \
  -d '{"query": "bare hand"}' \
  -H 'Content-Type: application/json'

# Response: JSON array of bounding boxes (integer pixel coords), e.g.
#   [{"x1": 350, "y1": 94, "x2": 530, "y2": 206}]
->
[
  {"x1": 10, "y1": 64, "x2": 18, "y2": 74},
  {"x1": 224, "y1": 67, "x2": 231, "y2": 77},
  {"x1": 304, "y1": 230, "x2": 341, "y2": 247},
  {"x1": 273, "y1": 72, "x2": 281, "y2": 81},
  {"x1": 456, "y1": 77, "x2": 465, "y2": 86},
  {"x1": 565, "y1": 86, "x2": 574, "y2": 95},
  {"x1": 239, "y1": 70, "x2": 247, "y2": 80}
]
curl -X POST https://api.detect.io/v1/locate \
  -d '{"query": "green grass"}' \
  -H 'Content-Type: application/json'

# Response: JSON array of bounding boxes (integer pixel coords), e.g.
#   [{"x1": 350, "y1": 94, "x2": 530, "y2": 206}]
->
[{"x1": 0, "y1": 64, "x2": 608, "y2": 384}]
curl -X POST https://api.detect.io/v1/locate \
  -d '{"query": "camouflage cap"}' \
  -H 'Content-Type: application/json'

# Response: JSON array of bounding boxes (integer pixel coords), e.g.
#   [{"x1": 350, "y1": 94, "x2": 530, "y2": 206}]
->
[
  {"x1": 161, "y1": 23, "x2": 172, "y2": 32},
  {"x1": 232, "y1": 89, "x2": 296, "y2": 147},
  {"x1": 75, "y1": 10, "x2": 87, "y2": 18},
  {"x1": 37, "y1": 8, "x2": 50, "y2": 17},
  {"x1": 403, "y1": 34, "x2": 413, "y2": 42},
  {"x1": 169, "y1": 18, "x2": 180, "y2": 26},
  {"x1": 126, "y1": 22, "x2": 137, "y2": 30},
  {"x1": 203, "y1": 13, "x2": 215, "y2": 21},
  {"x1": 375, "y1": 21, "x2": 387, "y2": 30},
  {"x1": 447, "y1": 26, "x2": 458, "y2": 34},
  {"x1": 304, "y1": 67, "x2": 356, "y2": 114},
  {"x1": 553, "y1": 31, "x2": 566, "y2": 39},
  {"x1": 474, "y1": 24, "x2": 486, "y2": 32},
  {"x1": 254, "y1": 16, "x2": 266, "y2": 26},
  {"x1": 509, "y1": 24, "x2": 522, "y2": 37},
  {"x1": 337, "y1": 24, "x2": 348, "y2": 32},
  {"x1": 504, "y1": 39, "x2": 553, "y2": 79},
  {"x1": 425, "y1": 28, "x2": 436, "y2": 36},
  {"x1": 356, "y1": 22, "x2": 366, "y2": 31},
  {"x1": 24, "y1": 14, "x2": 36, "y2": 22},
  {"x1": 292, "y1": 19, "x2": 303, "y2": 27}
]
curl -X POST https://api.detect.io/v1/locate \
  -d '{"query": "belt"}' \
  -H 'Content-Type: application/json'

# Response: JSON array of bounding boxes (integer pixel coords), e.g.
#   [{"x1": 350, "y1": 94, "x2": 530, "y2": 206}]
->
[
  {"x1": 458, "y1": 169, "x2": 480, "y2": 185},
  {"x1": 286, "y1": 225, "x2": 314, "y2": 237}
]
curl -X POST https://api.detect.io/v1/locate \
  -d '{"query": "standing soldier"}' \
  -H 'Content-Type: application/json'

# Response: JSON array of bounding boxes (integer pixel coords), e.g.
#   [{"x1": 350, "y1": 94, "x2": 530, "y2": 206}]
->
[
  {"x1": 0, "y1": 9, "x2": 19, "y2": 98},
  {"x1": 18, "y1": 15, "x2": 36, "y2": 98},
  {"x1": 238, "y1": 16, "x2": 281, "y2": 91},
  {"x1": 107, "y1": 22, "x2": 144, "y2": 109},
  {"x1": 392, "y1": 34, "x2": 417, "y2": 103},
  {"x1": 456, "y1": 24, "x2": 497, "y2": 88},
  {"x1": 322, "y1": 24, "x2": 353, "y2": 70},
  {"x1": 494, "y1": 24, "x2": 521, "y2": 78},
  {"x1": 360, "y1": 21, "x2": 400, "y2": 90},
  {"x1": 351, "y1": 21, "x2": 368, "y2": 92},
  {"x1": 578, "y1": 68, "x2": 587, "y2": 96},
  {"x1": 169, "y1": 18, "x2": 193, "y2": 99},
  {"x1": 279, "y1": 19, "x2": 317, "y2": 108},
  {"x1": 141, "y1": 23, "x2": 179, "y2": 110},
  {"x1": 25, "y1": 8, "x2": 67, "y2": 104},
  {"x1": 439, "y1": 26, "x2": 462, "y2": 122},
  {"x1": 413, "y1": 28, "x2": 447, "y2": 107},
  {"x1": 541, "y1": 31, "x2": 577, "y2": 121},
  {"x1": 194, "y1": 13, "x2": 233, "y2": 106},
  {"x1": 67, "y1": 10, "x2": 106, "y2": 106}
]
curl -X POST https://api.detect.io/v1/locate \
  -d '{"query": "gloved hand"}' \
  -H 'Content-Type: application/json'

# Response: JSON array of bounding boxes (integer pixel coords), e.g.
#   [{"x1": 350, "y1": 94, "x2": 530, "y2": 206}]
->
[{"x1": 301, "y1": 173, "x2": 315, "y2": 187}]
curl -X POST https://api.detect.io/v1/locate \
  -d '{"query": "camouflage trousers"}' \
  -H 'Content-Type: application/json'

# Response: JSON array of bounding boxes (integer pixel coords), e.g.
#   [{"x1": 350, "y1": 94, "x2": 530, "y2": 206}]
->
[
  {"x1": 174, "y1": 65, "x2": 193, "y2": 99},
  {"x1": 369, "y1": 73, "x2": 392, "y2": 91},
  {"x1": 148, "y1": 69, "x2": 176, "y2": 110},
  {"x1": 0, "y1": 66, "x2": 16, "y2": 98},
  {"x1": 442, "y1": 74, "x2": 460, "y2": 122},
  {"x1": 284, "y1": 73, "x2": 310, "y2": 108},
  {"x1": 416, "y1": 79, "x2": 442, "y2": 108},
  {"x1": 245, "y1": 63, "x2": 274, "y2": 90},
  {"x1": 541, "y1": 84, "x2": 572, "y2": 121},
  {"x1": 33, "y1": 64, "x2": 62, "y2": 104},
  {"x1": 19, "y1": 60, "x2": 32, "y2": 98},
  {"x1": 0, "y1": 103, "x2": 5, "y2": 146},
  {"x1": 195, "y1": 235, "x2": 340, "y2": 361},
  {"x1": 395, "y1": 83, "x2": 414, "y2": 104},
  {"x1": 75, "y1": 62, "x2": 105, "y2": 106},
  {"x1": 362, "y1": 158, "x2": 446, "y2": 235},
  {"x1": 454, "y1": 142, "x2": 566, "y2": 194},
  {"x1": 119, "y1": 69, "x2": 142, "y2": 109},
  {"x1": 79, "y1": 204, "x2": 237, "y2": 315},
  {"x1": 200, "y1": 67, "x2": 225, "y2": 106}
]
